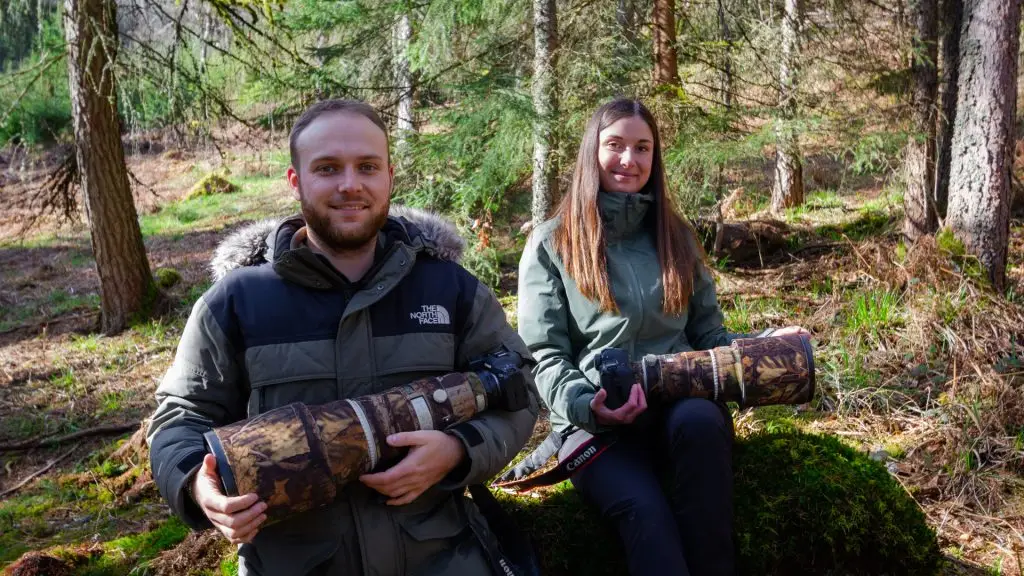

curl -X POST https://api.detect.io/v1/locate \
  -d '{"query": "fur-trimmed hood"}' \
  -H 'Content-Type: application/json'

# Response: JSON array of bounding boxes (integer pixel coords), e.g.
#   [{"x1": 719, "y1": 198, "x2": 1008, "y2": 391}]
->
[{"x1": 209, "y1": 205, "x2": 465, "y2": 282}]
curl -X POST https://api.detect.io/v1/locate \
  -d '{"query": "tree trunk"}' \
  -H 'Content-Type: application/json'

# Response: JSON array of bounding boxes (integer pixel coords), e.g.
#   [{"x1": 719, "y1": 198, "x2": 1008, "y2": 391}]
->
[
  {"x1": 617, "y1": 0, "x2": 635, "y2": 44},
  {"x1": 713, "y1": 0, "x2": 734, "y2": 256},
  {"x1": 531, "y1": 0, "x2": 557, "y2": 228},
  {"x1": 717, "y1": 0, "x2": 733, "y2": 110},
  {"x1": 946, "y1": 0, "x2": 1021, "y2": 292},
  {"x1": 64, "y1": 0, "x2": 157, "y2": 334},
  {"x1": 770, "y1": 0, "x2": 804, "y2": 214},
  {"x1": 392, "y1": 12, "x2": 414, "y2": 162},
  {"x1": 653, "y1": 0, "x2": 679, "y2": 86},
  {"x1": 902, "y1": 0, "x2": 939, "y2": 240},
  {"x1": 934, "y1": 0, "x2": 963, "y2": 219}
]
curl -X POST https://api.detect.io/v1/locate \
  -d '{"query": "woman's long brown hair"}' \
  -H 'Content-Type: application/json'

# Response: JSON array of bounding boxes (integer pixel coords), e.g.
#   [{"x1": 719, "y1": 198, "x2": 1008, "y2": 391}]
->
[{"x1": 552, "y1": 99, "x2": 702, "y2": 316}]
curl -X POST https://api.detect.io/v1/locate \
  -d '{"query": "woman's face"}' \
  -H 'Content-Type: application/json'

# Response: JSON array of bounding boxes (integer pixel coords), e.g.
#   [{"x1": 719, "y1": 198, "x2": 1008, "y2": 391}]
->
[{"x1": 597, "y1": 115, "x2": 655, "y2": 194}]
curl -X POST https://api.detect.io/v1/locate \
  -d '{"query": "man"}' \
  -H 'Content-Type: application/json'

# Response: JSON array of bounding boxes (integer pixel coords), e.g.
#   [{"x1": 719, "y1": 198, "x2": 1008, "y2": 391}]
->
[{"x1": 147, "y1": 99, "x2": 540, "y2": 575}]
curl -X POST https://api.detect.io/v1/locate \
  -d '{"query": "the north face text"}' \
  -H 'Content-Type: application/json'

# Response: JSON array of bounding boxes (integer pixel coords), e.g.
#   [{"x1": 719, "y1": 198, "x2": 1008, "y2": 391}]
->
[{"x1": 410, "y1": 305, "x2": 451, "y2": 325}]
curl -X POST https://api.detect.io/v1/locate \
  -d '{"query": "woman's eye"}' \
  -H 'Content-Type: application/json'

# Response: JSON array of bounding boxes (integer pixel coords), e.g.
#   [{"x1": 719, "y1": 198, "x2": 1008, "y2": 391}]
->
[
  {"x1": 637, "y1": 145, "x2": 650, "y2": 153},
  {"x1": 606, "y1": 141, "x2": 623, "y2": 151}
]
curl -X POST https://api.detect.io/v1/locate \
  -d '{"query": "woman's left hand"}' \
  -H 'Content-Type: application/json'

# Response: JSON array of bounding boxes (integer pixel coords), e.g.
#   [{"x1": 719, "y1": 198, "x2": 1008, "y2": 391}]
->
[{"x1": 771, "y1": 326, "x2": 811, "y2": 337}]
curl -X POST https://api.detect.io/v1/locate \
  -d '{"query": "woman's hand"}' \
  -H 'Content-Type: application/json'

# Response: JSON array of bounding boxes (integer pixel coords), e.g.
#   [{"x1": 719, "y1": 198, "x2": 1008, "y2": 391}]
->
[
  {"x1": 590, "y1": 383, "x2": 647, "y2": 426},
  {"x1": 770, "y1": 326, "x2": 811, "y2": 337}
]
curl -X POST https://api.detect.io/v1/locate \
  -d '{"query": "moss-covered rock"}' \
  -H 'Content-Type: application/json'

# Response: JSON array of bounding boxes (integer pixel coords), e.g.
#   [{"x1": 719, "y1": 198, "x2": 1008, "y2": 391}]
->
[
  {"x1": 496, "y1": 430, "x2": 940, "y2": 576},
  {"x1": 185, "y1": 172, "x2": 238, "y2": 200},
  {"x1": 153, "y1": 267, "x2": 181, "y2": 289}
]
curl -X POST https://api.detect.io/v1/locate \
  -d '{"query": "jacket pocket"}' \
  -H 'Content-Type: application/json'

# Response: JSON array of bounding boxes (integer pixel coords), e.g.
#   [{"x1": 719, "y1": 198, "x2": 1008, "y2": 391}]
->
[
  {"x1": 394, "y1": 491, "x2": 470, "y2": 573},
  {"x1": 245, "y1": 339, "x2": 336, "y2": 415},
  {"x1": 246, "y1": 377, "x2": 338, "y2": 416},
  {"x1": 373, "y1": 332, "x2": 456, "y2": 377}
]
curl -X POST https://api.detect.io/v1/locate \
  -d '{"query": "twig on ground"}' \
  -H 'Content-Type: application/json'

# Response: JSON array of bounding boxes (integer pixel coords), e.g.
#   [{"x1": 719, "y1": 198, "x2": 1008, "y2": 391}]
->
[
  {"x1": 0, "y1": 443, "x2": 79, "y2": 498},
  {"x1": 0, "y1": 311, "x2": 99, "y2": 337},
  {"x1": 0, "y1": 422, "x2": 140, "y2": 452}
]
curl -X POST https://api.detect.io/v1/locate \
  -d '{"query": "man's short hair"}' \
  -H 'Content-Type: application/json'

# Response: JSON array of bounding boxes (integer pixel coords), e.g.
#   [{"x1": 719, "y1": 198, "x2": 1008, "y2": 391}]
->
[{"x1": 289, "y1": 99, "x2": 390, "y2": 168}]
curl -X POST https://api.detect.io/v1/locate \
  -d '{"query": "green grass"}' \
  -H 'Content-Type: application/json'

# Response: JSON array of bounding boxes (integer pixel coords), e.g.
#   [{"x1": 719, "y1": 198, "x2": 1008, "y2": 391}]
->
[
  {"x1": 785, "y1": 189, "x2": 846, "y2": 219},
  {"x1": 0, "y1": 289, "x2": 100, "y2": 332},
  {"x1": 845, "y1": 288, "x2": 904, "y2": 336},
  {"x1": 139, "y1": 175, "x2": 292, "y2": 238},
  {"x1": 49, "y1": 366, "x2": 84, "y2": 395},
  {"x1": 721, "y1": 295, "x2": 786, "y2": 334}
]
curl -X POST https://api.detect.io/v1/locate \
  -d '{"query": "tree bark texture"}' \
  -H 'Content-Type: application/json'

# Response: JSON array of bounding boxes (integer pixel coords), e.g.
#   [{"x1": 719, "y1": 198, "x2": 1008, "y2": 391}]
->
[
  {"x1": 64, "y1": 0, "x2": 156, "y2": 334},
  {"x1": 617, "y1": 0, "x2": 635, "y2": 44},
  {"x1": 531, "y1": 0, "x2": 557, "y2": 227},
  {"x1": 713, "y1": 0, "x2": 734, "y2": 256},
  {"x1": 392, "y1": 12, "x2": 414, "y2": 160},
  {"x1": 902, "y1": 0, "x2": 939, "y2": 241},
  {"x1": 653, "y1": 0, "x2": 679, "y2": 86},
  {"x1": 946, "y1": 0, "x2": 1021, "y2": 291},
  {"x1": 771, "y1": 0, "x2": 804, "y2": 214},
  {"x1": 934, "y1": 0, "x2": 963, "y2": 218}
]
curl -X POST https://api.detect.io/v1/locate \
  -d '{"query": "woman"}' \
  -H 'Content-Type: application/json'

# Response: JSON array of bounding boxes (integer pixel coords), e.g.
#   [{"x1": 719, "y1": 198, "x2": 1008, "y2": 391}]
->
[{"x1": 517, "y1": 99, "x2": 807, "y2": 576}]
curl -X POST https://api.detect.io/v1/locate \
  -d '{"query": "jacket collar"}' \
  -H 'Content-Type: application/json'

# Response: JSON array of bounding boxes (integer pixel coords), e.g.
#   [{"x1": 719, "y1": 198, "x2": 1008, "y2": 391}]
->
[
  {"x1": 599, "y1": 190, "x2": 653, "y2": 241},
  {"x1": 208, "y1": 205, "x2": 465, "y2": 286}
]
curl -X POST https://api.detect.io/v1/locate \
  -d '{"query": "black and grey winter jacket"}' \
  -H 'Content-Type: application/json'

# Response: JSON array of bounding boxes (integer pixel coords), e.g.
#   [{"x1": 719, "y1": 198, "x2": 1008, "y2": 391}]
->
[{"x1": 147, "y1": 207, "x2": 539, "y2": 576}]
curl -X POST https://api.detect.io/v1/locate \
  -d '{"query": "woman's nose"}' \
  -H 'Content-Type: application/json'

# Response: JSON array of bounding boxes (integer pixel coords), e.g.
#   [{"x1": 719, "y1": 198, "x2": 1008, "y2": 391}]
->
[{"x1": 620, "y1": 149, "x2": 635, "y2": 168}]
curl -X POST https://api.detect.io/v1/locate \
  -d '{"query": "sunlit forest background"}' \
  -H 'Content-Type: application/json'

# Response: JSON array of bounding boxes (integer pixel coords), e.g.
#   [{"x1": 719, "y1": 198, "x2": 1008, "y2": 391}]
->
[{"x1": 2, "y1": 0, "x2": 1024, "y2": 574}]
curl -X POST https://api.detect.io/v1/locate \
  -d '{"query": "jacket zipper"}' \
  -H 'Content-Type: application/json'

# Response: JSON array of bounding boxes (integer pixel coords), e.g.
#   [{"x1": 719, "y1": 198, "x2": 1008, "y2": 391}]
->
[{"x1": 620, "y1": 239, "x2": 646, "y2": 360}]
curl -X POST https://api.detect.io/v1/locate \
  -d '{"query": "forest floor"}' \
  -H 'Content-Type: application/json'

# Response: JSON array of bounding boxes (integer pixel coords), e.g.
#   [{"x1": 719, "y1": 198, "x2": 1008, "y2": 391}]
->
[{"x1": 0, "y1": 137, "x2": 1022, "y2": 575}]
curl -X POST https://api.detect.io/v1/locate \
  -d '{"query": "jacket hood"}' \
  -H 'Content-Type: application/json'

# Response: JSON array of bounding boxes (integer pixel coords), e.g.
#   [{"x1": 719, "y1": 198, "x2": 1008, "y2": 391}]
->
[{"x1": 209, "y1": 205, "x2": 465, "y2": 281}]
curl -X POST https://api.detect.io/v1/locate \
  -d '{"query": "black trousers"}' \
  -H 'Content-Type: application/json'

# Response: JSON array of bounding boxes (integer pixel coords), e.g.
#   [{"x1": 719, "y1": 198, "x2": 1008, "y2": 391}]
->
[{"x1": 567, "y1": 398, "x2": 735, "y2": 576}]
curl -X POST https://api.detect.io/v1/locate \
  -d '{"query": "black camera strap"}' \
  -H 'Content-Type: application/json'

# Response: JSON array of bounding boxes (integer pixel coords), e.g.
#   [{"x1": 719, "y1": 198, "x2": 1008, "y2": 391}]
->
[
  {"x1": 457, "y1": 484, "x2": 541, "y2": 576},
  {"x1": 491, "y1": 430, "x2": 614, "y2": 491}
]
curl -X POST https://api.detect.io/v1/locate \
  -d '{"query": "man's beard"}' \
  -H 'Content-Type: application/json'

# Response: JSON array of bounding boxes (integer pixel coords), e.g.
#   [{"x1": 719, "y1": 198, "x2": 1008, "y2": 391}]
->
[{"x1": 300, "y1": 193, "x2": 389, "y2": 253}]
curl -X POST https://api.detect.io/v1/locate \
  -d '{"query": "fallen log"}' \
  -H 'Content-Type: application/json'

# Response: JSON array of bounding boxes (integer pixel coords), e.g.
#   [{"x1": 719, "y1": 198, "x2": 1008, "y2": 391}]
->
[{"x1": 692, "y1": 218, "x2": 792, "y2": 268}]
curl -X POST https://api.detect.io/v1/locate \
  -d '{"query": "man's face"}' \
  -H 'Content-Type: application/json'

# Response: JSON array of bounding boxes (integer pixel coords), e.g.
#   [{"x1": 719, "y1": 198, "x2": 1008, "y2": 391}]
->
[{"x1": 286, "y1": 112, "x2": 393, "y2": 253}]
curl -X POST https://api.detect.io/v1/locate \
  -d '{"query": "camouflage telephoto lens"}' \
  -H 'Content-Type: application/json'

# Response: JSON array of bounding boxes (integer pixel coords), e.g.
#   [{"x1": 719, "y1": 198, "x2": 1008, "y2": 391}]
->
[
  {"x1": 599, "y1": 334, "x2": 815, "y2": 410},
  {"x1": 202, "y1": 366, "x2": 521, "y2": 524}
]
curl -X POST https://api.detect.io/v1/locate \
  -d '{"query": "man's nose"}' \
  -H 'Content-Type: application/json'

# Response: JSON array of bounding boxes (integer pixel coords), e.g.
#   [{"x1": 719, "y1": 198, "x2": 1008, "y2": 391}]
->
[{"x1": 336, "y1": 166, "x2": 360, "y2": 193}]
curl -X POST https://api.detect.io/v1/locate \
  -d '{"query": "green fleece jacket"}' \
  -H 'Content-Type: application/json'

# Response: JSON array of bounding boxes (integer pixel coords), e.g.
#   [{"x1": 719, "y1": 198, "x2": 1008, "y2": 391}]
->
[{"x1": 517, "y1": 191, "x2": 737, "y2": 436}]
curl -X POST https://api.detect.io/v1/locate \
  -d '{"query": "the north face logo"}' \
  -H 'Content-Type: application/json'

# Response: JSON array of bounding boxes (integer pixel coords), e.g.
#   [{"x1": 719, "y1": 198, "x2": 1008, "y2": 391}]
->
[{"x1": 410, "y1": 305, "x2": 451, "y2": 325}]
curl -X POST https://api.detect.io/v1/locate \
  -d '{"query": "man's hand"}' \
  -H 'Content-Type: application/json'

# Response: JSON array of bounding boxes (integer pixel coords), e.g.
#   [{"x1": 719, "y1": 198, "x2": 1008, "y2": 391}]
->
[
  {"x1": 771, "y1": 326, "x2": 811, "y2": 337},
  {"x1": 591, "y1": 383, "x2": 647, "y2": 426},
  {"x1": 359, "y1": 431, "x2": 466, "y2": 506},
  {"x1": 191, "y1": 453, "x2": 267, "y2": 545}
]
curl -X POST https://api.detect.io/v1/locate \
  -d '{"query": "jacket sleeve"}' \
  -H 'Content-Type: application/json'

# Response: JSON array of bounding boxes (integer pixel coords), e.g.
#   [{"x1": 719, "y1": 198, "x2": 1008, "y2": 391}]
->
[
  {"x1": 439, "y1": 279, "x2": 540, "y2": 488},
  {"x1": 515, "y1": 233, "x2": 605, "y2": 435},
  {"x1": 146, "y1": 294, "x2": 248, "y2": 530}
]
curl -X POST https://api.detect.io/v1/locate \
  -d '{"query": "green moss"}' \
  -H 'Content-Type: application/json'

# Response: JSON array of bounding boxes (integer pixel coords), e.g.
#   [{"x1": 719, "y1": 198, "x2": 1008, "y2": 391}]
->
[
  {"x1": 220, "y1": 554, "x2": 239, "y2": 575},
  {"x1": 936, "y1": 227, "x2": 965, "y2": 256},
  {"x1": 77, "y1": 517, "x2": 189, "y2": 576},
  {"x1": 186, "y1": 172, "x2": 239, "y2": 200},
  {"x1": 154, "y1": 267, "x2": 182, "y2": 289},
  {"x1": 734, "y1": 432, "x2": 939, "y2": 575},
  {"x1": 496, "y1": 431, "x2": 940, "y2": 576}
]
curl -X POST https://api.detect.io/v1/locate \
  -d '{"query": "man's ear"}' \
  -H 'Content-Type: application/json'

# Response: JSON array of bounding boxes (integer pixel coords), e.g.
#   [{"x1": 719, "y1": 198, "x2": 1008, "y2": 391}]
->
[
  {"x1": 388, "y1": 163, "x2": 395, "y2": 193},
  {"x1": 286, "y1": 166, "x2": 301, "y2": 201}
]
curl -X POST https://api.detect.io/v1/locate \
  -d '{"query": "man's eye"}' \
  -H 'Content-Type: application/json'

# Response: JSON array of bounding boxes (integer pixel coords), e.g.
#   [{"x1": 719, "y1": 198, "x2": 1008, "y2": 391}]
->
[
  {"x1": 315, "y1": 165, "x2": 337, "y2": 174},
  {"x1": 360, "y1": 163, "x2": 379, "y2": 172}
]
